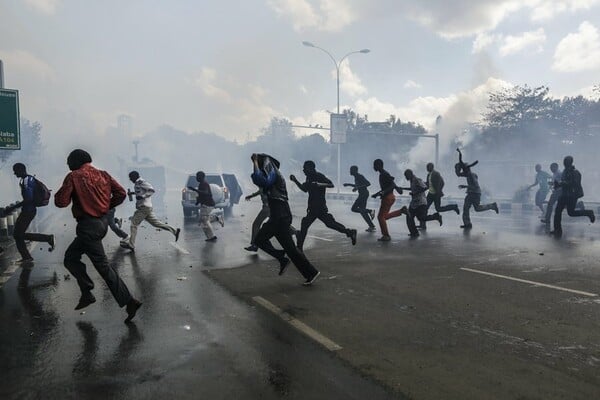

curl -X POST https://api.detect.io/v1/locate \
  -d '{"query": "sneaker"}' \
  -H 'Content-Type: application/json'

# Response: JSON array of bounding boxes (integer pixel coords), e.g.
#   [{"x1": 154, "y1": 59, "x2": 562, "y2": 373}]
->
[
  {"x1": 408, "y1": 232, "x2": 420, "y2": 238},
  {"x1": 244, "y1": 244, "x2": 258, "y2": 252},
  {"x1": 368, "y1": 209, "x2": 375, "y2": 220},
  {"x1": 174, "y1": 228, "x2": 181, "y2": 242},
  {"x1": 205, "y1": 236, "x2": 218, "y2": 242},
  {"x1": 437, "y1": 213, "x2": 443, "y2": 226},
  {"x1": 349, "y1": 229, "x2": 357, "y2": 245},
  {"x1": 492, "y1": 203, "x2": 499, "y2": 214},
  {"x1": 120, "y1": 241, "x2": 135, "y2": 251},
  {"x1": 125, "y1": 299, "x2": 142, "y2": 323},
  {"x1": 460, "y1": 224, "x2": 473, "y2": 229},
  {"x1": 75, "y1": 291, "x2": 96, "y2": 310},
  {"x1": 365, "y1": 226, "x2": 376, "y2": 232},
  {"x1": 377, "y1": 235, "x2": 391, "y2": 242},
  {"x1": 303, "y1": 271, "x2": 320, "y2": 286},
  {"x1": 218, "y1": 214, "x2": 225, "y2": 227},
  {"x1": 48, "y1": 235, "x2": 55, "y2": 251},
  {"x1": 278, "y1": 257, "x2": 290, "y2": 276}
]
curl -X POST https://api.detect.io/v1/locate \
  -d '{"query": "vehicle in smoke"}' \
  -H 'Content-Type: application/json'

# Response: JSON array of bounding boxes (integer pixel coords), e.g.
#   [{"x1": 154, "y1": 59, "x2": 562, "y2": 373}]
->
[{"x1": 181, "y1": 173, "x2": 242, "y2": 217}]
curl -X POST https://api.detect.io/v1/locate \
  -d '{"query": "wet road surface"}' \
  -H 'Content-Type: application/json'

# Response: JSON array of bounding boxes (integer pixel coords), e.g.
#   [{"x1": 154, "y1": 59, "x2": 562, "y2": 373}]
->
[
  {"x1": 0, "y1": 193, "x2": 398, "y2": 400},
  {"x1": 1, "y1": 192, "x2": 600, "y2": 399}
]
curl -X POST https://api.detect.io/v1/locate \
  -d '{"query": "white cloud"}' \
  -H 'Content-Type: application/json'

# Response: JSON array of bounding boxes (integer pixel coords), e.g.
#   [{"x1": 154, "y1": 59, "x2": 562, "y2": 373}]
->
[
  {"x1": 553, "y1": 21, "x2": 600, "y2": 72},
  {"x1": 0, "y1": 49, "x2": 55, "y2": 81},
  {"x1": 403, "y1": 80, "x2": 422, "y2": 89},
  {"x1": 529, "y1": 0, "x2": 600, "y2": 21},
  {"x1": 336, "y1": 61, "x2": 367, "y2": 97},
  {"x1": 499, "y1": 28, "x2": 546, "y2": 56},
  {"x1": 23, "y1": 0, "x2": 61, "y2": 15},
  {"x1": 299, "y1": 85, "x2": 308, "y2": 94},
  {"x1": 472, "y1": 32, "x2": 502, "y2": 53},
  {"x1": 266, "y1": 0, "x2": 357, "y2": 32}
]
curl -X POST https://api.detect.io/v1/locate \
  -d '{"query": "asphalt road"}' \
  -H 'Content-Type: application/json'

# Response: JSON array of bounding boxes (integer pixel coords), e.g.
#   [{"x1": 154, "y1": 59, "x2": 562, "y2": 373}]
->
[{"x1": 1, "y1": 191, "x2": 599, "y2": 399}]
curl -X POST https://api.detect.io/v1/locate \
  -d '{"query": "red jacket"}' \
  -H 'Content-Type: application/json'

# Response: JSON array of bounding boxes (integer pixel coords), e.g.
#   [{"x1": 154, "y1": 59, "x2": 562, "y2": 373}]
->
[{"x1": 55, "y1": 163, "x2": 126, "y2": 218}]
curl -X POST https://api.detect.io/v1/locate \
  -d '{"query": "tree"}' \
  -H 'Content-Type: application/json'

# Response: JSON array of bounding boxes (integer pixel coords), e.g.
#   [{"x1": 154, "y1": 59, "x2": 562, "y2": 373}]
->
[{"x1": 483, "y1": 85, "x2": 554, "y2": 131}]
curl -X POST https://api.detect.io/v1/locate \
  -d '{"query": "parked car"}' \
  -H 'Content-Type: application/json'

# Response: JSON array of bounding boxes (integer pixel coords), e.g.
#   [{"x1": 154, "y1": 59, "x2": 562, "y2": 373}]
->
[{"x1": 181, "y1": 173, "x2": 242, "y2": 217}]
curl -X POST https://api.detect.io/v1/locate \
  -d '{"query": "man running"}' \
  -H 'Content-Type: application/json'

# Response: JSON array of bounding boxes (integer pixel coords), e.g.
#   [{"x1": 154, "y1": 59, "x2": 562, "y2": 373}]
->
[
  {"x1": 421, "y1": 162, "x2": 459, "y2": 229},
  {"x1": 187, "y1": 171, "x2": 224, "y2": 242},
  {"x1": 401, "y1": 169, "x2": 442, "y2": 237},
  {"x1": 527, "y1": 164, "x2": 551, "y2": 214},
  {"x1": 291, "y1": 161, "x2": 357, "y2": 251},
  {"x1": 541, "y1": 162, "x2": 562, "y2": 225},
  {"x1": 120, "y1": 171, "x2": 180, "y2": 251},
  {"x1": 251, "y1": 153, "x2": 320, "y2": 285},
  {"x1": 10, "y1": 163, "x2": 55, "y2": 263},
  {"x1": 55, "y1": 149, "x2": 142, "y2": 322},
  {"x1": 455, "y1": 149, "x2": 498, "y2": 229},
  {"x1": 344, "y1": 165, "x2": 376, "y2": 232},
  {"x1": 371, "y1": 159, "x2": 405, "y2": 241},
  {"x1": 551, "y1": 156, "x2": 595, "y2": 238}
]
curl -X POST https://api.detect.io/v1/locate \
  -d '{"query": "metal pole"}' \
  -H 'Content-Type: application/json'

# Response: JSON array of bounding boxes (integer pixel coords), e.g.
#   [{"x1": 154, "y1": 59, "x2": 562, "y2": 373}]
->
[
  {"x1": 0, "y1": 59, "x2": 4, "y2": 88},
  {"x1": 435, "y1": 133, "x2": 439, "y2": 166},
  {"x1": 336, "y1": 65, "x2": 340, "y2": 193}
]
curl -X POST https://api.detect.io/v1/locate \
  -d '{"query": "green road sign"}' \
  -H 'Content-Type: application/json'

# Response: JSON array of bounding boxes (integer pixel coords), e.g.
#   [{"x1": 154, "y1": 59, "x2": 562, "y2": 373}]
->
[{"x1": 0, "y1": 88, "x2": 20, "y2": 150}]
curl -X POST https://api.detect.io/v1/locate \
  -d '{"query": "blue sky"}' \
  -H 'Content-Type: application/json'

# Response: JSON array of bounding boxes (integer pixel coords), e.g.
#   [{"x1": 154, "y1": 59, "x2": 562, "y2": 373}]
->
[{"x1": 1, "y1": 0, "x2": 599, "y2": 145}]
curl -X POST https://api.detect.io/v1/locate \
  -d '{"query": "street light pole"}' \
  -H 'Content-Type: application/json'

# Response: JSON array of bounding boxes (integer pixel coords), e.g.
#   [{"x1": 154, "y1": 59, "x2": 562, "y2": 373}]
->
[{"x1": 302, "y1": 42, "x2": 370, "y2": 193}]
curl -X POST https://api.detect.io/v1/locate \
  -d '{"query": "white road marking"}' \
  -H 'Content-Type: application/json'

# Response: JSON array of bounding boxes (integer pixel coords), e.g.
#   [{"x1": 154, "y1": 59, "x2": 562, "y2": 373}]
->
[
  {"x1": 307, "y1": 235, "x2": 334, "y2": 242},
  {"x1": 253, "y1": 296, "x2": 342, "y2": 351},
  {"x1": 461, "y1": 267, "x2": 598, "y2": 297},
  {"x1": 170, "y1": 242, "x2": 190, "y2": 255},
  {"x1": 0, "y1": 262, "x2": 21, "y2": 286}
]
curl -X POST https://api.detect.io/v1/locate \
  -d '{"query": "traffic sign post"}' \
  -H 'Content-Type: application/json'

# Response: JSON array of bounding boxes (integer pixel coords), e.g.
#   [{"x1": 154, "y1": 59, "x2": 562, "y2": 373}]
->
[{"x1": 0, "y1": 88, "x2": 20, "y2": 150}]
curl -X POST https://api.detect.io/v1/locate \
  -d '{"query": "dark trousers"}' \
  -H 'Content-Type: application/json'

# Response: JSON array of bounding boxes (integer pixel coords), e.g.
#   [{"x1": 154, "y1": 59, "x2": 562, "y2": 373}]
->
[
  {"x1": 351, "y1": 192, "x2": 374, "y2": 228},
  {"x1": 544, "y1": 191, "x2": 559, "y2": 223},
  {"x1": 463, "y1": 193, "x2": 495, "y2": 226},
  {"x1": 64, "y1": 216, "x2": 132, "y2": 307},
  {"x1": 426, "y1": 193, "x2": 457, "y2": 213},
  {"x1": 255, "y1": 216, "x2": 318, "y2": 280},
  {"x1": 14, "y1": 209, "x2": 52, "y2": 260},
  {"x1": 107, "y1": 208, "x2": 128, "y2": 239},
  {"x1": 297, "y1": 207, "x2": 351, "y2": 249},
  {"x1": 553, "y1": 196, "x2": 594, "y2": 233},
  {"x1": 407, "y1": 205, "x2": 438, "y2": 235}
]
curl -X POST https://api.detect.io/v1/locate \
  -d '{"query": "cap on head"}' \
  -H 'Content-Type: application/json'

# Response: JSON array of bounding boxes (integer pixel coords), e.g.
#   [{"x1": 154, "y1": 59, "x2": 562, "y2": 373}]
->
[
  {"x1": 350, "y1": 165, "x2": 358, "y2": 175},
  {"x1": 67, "y1": 149, "x2": 92, "y2": 171},
  {"x1": 196, "y1": 171, "x2": 205, "y2": 182},
  {"x1": 129, "y1": 171, "x2": 140, "y2": 182},
  {"x1": 563, "y1": 155, "x2": 574, "y2": 167}
]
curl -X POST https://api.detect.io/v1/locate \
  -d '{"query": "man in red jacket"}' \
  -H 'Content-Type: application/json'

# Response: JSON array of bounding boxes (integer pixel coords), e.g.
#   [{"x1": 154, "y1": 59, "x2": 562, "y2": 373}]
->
[{"x1": 55, "y1": 149, "x2": 142, "y2": 323}]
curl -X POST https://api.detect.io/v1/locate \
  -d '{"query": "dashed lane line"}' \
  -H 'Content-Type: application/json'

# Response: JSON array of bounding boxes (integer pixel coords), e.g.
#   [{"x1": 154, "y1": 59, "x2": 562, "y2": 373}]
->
[
  {"x1": 307, "y1": 235, "x2": 334, "y2": 242},
  {"x1": 460, "y1": 267, "x2": 598, "y2": 297},
  {"x1": 253, "y1": 296, "x2": 342, "y2": 351},
  {"x1": 170, "y1": 242, "x2": 191, "y2": 255}
]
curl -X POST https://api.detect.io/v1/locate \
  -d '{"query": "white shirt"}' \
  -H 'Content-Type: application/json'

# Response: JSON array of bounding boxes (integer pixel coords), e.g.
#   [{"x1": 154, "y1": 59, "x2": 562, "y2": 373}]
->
[{"x1": 134, "y1": 178, "x2": 155, "y2": 208}]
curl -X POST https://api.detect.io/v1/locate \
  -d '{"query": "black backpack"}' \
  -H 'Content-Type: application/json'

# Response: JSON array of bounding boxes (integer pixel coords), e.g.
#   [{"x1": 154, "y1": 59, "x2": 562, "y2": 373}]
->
[{"x1": 32, "y1": 177, "x2": 51, "y2": 207}]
